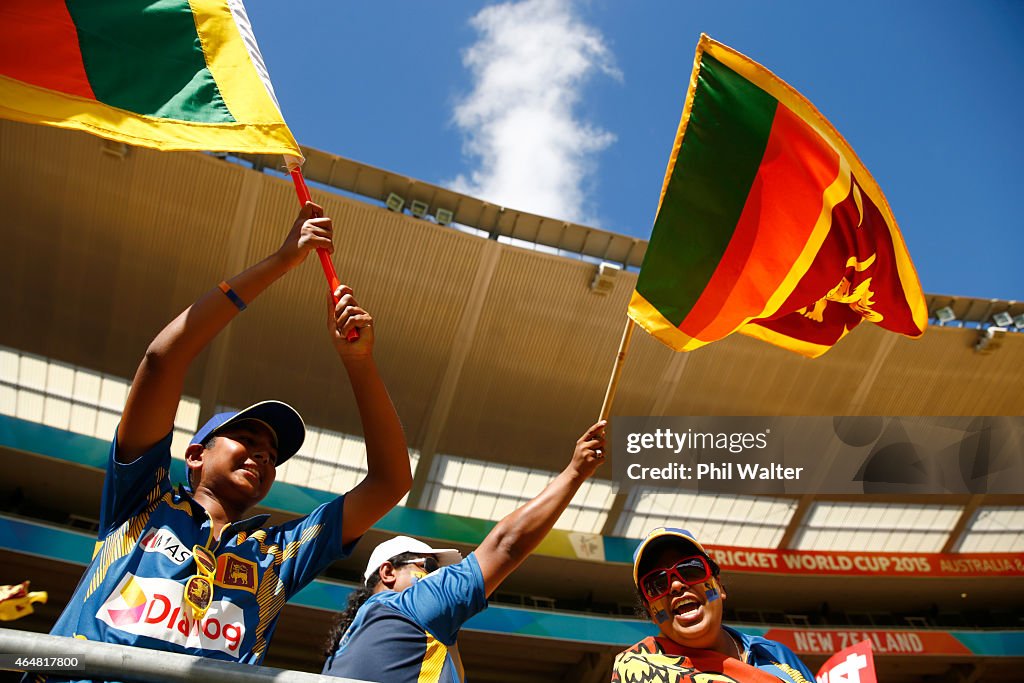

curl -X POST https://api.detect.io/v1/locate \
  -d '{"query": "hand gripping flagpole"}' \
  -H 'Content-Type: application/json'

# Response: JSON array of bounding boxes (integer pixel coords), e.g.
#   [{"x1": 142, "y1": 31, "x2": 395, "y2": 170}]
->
[{"x1": 289, "y1": 167, "x2": 358, "y2": 342}]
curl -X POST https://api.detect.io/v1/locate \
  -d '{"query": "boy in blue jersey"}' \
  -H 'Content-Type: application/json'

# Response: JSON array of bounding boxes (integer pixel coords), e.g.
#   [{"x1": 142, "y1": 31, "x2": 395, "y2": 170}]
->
[
  {"x1": 42, "y1": 202, "x2": 412, "y2": 678},
  {"x1": 321, "y1": 421, "x2": 608, "y2": 683},
  {"x1": 611, "y1": 527, "x2": 815, "y2": 683}
]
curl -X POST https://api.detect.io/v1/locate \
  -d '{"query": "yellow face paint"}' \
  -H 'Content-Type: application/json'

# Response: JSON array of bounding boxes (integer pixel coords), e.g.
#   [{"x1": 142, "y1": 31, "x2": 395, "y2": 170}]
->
[{"x1": 650, "y1": 595, "x2": 672, "y2": 623}]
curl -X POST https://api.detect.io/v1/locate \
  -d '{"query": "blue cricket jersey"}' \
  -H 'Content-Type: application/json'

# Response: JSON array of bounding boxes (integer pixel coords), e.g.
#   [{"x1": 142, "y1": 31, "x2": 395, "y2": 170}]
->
[
  {"x1": 322, "y1": 553, "x2": 488, "y2": 682},
  {"x1": 41, "y1": 431, "x2": 356, "y2": 681}
]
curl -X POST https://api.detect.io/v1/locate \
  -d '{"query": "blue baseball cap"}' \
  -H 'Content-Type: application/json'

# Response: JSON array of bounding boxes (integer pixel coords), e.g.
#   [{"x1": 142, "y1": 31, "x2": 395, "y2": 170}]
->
[
  {"x1": 190, "y1": 400, "x2": 306, "y2": 466},
  {"x1": 632, "y1": 527, "x2": 719, "y2": 587}
]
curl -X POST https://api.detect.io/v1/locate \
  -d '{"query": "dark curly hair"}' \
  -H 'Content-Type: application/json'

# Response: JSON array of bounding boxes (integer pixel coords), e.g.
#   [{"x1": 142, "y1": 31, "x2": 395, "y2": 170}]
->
[{"x1": 323, "y1": 551, "x2": 423, "y2": 659}]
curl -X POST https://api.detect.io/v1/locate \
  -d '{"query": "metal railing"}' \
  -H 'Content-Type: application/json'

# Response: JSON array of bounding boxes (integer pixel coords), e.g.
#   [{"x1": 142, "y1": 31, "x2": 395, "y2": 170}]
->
[{"x1": 0, "y1": 629, "x2": 367, "y2": 683}]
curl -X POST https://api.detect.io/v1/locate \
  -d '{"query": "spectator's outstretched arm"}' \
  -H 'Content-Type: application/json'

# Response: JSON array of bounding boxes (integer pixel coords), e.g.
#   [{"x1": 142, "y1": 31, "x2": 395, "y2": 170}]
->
[
  {"x1": 116, "y1": 202, "x2": 333, "y2": 463},
  {"x1": 327, "y1": 286, "x2": 413, "y2": 546},
  {"x1": 475, "y1": 421, "x2": 607, "y2": 596}
]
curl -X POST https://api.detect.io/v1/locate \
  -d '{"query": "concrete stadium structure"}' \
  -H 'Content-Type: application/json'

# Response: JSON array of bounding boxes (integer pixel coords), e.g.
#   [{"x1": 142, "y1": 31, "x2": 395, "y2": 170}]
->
[{"x1": 1, "y1": 119, "x2": 1022, "y2": 681}]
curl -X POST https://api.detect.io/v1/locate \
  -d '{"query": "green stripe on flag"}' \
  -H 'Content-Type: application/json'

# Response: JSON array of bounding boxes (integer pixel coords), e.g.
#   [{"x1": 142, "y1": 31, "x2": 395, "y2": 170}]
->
[
  {"x1": 66, "y1": 0, "x2": 233, "y2": 123},
  {"x1": 638, "y1": 54, "x2": 778, "y2": 327}
]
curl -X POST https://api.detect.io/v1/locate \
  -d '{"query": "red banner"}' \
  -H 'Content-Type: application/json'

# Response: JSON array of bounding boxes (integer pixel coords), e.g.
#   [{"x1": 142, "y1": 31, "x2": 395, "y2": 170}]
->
[
  {"x1": 764, "y1": 629, "x2": 971, "y2": 656},
  {"x1": 704, "y1": 545, "x2": 1024, "y2": 578},
  {"x1": 816, "y1": 640, "x2": 877, "y2": 683}
]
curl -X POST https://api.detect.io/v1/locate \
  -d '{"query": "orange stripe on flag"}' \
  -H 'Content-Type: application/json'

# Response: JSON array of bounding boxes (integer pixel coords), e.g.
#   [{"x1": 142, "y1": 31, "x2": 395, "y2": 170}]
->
[
  {"x1": 0, "y1": 0, "x2": 95, "y2": 100},
  {"x1": 681, "y1": 104, "x2": 841, "y2": 342}
]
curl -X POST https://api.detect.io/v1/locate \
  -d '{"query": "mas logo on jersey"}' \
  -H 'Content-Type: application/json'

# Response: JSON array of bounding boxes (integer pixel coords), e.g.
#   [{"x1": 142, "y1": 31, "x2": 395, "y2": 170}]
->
[
  {"x1": 139, "y1": 528, "x2": 191, "y2": 565},
  {"x1": 98, "y1": 574, "x2": 246, "y2": 655},
  {"x1": 216, "y1": 554, "x2": 258, "y2": 594}
]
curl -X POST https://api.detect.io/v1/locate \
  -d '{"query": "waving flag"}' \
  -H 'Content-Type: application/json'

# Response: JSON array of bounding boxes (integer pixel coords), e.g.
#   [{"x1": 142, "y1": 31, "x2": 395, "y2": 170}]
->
[
  {"x1": 629, "y1": 35, "x2": 927, "y2": 358},
  {"x1": 817, "y1": 639, "x2": 877, "y2": 683},
  {"x1": 0, "y1": 0, "x2": 302, "y2": 165}
]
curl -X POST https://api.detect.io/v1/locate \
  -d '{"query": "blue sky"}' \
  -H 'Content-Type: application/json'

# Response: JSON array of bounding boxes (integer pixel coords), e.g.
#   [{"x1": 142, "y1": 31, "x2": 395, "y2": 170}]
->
[{"x1": 247, "y1": 1, "x2": 1022, "y2": 302}]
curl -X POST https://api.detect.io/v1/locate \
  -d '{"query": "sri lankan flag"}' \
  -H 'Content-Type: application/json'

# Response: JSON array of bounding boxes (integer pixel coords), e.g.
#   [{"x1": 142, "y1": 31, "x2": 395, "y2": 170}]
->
[
  {"x1": 629, "y1": 35, "x2": 927, "y2": 358},
  {"x1": 0, "y1": 0, "x2": 302, "y2": 165}
]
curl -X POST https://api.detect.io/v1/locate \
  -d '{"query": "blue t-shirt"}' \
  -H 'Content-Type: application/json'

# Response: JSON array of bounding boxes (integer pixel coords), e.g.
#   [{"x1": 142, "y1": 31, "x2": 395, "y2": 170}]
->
[
  {"x1": 731, "y1": 626, "x2": 816, "y2": 683},
  {"x1": 43, "y1": 431, "x2": 356, "y2": 680},
  {"x1": 322, "y1": 553, "x2": 488, "y2": 683}
]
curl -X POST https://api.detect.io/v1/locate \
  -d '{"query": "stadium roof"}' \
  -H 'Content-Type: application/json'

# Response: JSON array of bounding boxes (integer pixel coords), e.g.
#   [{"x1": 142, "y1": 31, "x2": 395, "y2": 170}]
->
[
  {"x1": 2, "y1": 119, "x2": 1022, "y2": 681},
  {"x1": 2, "y1": 119, "x2": 1021, "y2": 545}
]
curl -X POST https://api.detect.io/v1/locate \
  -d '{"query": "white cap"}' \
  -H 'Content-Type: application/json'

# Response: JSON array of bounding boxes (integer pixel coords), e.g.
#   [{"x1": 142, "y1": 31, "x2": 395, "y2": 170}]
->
[{"x1": 363, "y1": 536, "x2": 462, "y2": 584}]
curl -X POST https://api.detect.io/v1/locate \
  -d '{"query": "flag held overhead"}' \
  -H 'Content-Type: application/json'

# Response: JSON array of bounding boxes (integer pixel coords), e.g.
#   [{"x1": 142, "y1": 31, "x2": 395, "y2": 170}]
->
[
  {"x1": 0, "y1": 0, "x2": 303, "y2": 167},
  {"x1": 629, "y1": 35, "x2": 927, "y2": 358}
]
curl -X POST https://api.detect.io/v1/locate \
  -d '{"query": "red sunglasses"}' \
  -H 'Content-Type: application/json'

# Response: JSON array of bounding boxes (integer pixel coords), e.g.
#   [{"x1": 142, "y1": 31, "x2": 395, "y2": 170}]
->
[{"x1": 639, "y1": 555, "x2": 713, "y2": 601}]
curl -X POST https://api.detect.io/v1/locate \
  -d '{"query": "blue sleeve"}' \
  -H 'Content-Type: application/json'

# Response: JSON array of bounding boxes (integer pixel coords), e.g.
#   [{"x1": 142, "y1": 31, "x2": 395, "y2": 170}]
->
[
  {"x1": 384, "y1": 553, "x2": 487, "y2": 646},
  {"x1": 769, "y1": 641, "x2": 816, "y2": 682},
  {"x1": 267, "y1": 495, "x2": 359, "y2": 598},
  {"x1": 98, "y1": 430, "x2": 173, "y2": 537}
]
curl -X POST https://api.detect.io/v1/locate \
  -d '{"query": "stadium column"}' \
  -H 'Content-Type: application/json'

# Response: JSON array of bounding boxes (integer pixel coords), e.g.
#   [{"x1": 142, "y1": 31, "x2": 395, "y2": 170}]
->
[
  {"x1": 941, "y1": 494, "x2": 986, "y2": 553},
  {"x1": 777, "y1": 494, "x2": 814, "y2": 549},
  {"x1": 195, "y1": 169, "x2": 264, "y2": 425},
  {"x1": 405, "y1": 239, "x2": 502, "y2": 507},
  {"x1": 845, "y1": 332, "x2": 900, "y2": 414}
]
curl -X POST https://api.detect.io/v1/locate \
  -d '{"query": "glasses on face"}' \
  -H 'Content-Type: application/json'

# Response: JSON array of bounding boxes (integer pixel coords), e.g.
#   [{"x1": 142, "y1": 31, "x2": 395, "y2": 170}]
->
[
  {"x1": 639, "y1": 555, "x2": 713, "y2": 601},
  {"x1": 184, "y1": 545, "x2": 217, "y2": 620},
  {"x1": 396, "y1": 557, "x2": 440, "y2": 574}
]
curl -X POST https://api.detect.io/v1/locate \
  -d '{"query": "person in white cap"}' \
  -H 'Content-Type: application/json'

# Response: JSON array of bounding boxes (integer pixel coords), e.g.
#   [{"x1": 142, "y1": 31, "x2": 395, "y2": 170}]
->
[
  {"x1": 321, "y1": 420, "x2": 608, "y2": 682},
  {"x1": 611, "y1": 527, "x2": 814, "y2": 683},
  {"x1": 47, "y1": 202, "x2": 412, "y2": 673}
]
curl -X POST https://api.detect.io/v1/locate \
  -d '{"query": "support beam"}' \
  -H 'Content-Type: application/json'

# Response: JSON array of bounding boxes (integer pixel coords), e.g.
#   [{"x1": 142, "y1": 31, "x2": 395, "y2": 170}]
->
[
  {"x1": 599, "y1": 490, "x2": 630, "y2": 538},
  {"x1": 777, "y1": 494, "x2": 815, "y2": 549},
  {"x1": 599, "y1": 347, "x2": 690, "y2": 537},
  {"x1": 847, "y1": 332, "x2": 898, "y2": 414},
  {"x1": 648, "y1": 351, "x2": 690, "y2": 416},
  {"x1": 941, "y1": 494, "x2": 986, "y2": 554},
  {"x1": 800, "y1": 334, "x2": 897, "y2": 495},
  {"x1": 405, "y1": 240, "x2": 502, "y2": 508}
]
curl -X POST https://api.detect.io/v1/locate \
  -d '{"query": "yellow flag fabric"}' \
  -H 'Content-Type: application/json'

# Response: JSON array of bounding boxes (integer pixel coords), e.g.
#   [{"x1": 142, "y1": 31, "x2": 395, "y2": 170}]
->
[{"x1": 0, "y1": 581, "x2": 48, "y2": 621}]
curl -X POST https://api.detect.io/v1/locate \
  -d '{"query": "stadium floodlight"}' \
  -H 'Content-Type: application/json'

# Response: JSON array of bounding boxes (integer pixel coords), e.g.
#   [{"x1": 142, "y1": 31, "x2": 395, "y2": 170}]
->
[
  {"x1": 1013, "y1": 314, "x2": 1024, "y2": 330},
  {"x1": 992, "y1": 311, "x2": 1014, "y2": 328},
  {"x1": 934, "y1": 306, "x2": 956, "y2": 324},
  {"x1": 410, "y1": 200, "x2": 429, "y2": 219},
  {"x1": 435, "y1": 208, "x2": 455, "y2": 226},
  {"x1": 975, "y1": 327, "x2": 1006, "y2": 353},
  {"x1": 590, "y1": 262, "x2": 620, "y2": 296},
  {"x1": 385, "y1": 192, "x2": 405, "y2": 212},
  {"x1": 102, "y1": 139, "x2": 129, "y2": 159}
]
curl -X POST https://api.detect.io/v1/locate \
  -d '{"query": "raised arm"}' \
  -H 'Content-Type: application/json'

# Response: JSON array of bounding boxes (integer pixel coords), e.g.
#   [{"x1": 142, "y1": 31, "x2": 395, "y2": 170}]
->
[
  {"x1": 475, "y1": 421, "x2": 607, "y2": 596},
  {"x1": 327, "y1": 286, "x2": 413, "y2": 546},
  {"x1": 116, "y1": 202, "x2": 333, "y2": 463}
]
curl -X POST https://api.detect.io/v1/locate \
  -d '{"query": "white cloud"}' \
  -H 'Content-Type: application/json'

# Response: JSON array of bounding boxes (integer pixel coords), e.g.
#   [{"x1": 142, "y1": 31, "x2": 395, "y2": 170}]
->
[{"x1": 449, "y1": 0, "x2": 621, "y2": 225}]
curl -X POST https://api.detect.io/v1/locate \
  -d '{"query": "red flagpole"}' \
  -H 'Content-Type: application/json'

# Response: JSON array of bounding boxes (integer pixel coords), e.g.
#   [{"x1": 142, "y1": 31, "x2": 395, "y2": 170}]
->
[{"x1": 290, "y1": 168, "x2": 358, "y2": 341}]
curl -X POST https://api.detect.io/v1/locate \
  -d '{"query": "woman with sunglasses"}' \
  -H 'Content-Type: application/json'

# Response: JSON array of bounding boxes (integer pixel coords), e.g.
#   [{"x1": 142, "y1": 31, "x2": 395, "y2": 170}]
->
[
  {"x1": 322, "y1": 420, "x2": 608, "y2": 683},
  {"x1": 612, "y1": 527, "x2": 815, "y2": 683}
]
